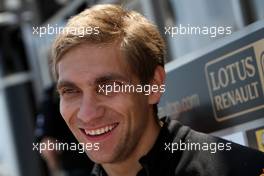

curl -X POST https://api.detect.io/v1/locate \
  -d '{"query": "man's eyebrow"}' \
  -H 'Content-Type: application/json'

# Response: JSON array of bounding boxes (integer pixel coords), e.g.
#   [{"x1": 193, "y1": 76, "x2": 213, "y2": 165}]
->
[
  {"x1": 94, "y1": 74, "x2": 130, "y2": 84},
  {"x1": 57, "y1": 74, "x2": 129, "y2": 89},
  {"x1": 56, "y1": 80, "x2": 77, "y2": 90}
]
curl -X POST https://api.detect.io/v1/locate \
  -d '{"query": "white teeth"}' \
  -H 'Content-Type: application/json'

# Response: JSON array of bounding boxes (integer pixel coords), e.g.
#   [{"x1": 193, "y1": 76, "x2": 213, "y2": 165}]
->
[
  {"x1": 84, "y1": 124, "x2": 116, "y2": 136},
  {"x1": 105, "y1": 126, "x2": 109, "y2": 132}
]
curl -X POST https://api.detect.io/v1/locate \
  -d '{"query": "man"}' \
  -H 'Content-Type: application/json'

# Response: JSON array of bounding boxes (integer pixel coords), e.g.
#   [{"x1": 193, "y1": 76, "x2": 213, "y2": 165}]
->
[{"x1": 51, "y1": 4, "x2": 264, "y2": 176}]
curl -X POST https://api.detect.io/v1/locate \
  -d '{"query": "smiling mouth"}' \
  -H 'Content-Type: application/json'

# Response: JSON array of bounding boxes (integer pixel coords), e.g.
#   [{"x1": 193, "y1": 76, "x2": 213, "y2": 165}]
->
[{"x1": 81, "y1": 123, "x2": 119, "y2": 137}]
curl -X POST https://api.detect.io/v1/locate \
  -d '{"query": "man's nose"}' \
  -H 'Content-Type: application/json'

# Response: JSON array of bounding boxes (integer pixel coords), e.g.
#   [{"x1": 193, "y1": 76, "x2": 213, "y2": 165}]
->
[{"x1": 77, "y1": 93, "x2": 104, "y2": 123}]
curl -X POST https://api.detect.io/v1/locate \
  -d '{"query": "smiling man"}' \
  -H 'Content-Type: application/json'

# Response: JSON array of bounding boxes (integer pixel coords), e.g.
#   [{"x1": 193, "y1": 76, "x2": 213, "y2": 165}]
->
[{"x1": 51, "y1": 4, "x2": 264, "y2": 176}]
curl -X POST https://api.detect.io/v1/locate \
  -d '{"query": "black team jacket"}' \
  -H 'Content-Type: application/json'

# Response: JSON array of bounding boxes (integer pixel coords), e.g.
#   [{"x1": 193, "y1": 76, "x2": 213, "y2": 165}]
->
[{"x1": 91, "y1": 118, "x2": 264, "y2": 176}]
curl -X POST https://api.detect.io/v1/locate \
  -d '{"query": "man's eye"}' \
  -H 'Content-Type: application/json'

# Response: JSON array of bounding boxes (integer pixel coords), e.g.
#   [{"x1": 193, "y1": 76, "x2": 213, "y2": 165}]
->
[
  {"x1": 104, "y1": 80, "x2": 123, "y2": 87},
  {"x1": 60, "y1": 88, "x2": 80, "y2": 95}
]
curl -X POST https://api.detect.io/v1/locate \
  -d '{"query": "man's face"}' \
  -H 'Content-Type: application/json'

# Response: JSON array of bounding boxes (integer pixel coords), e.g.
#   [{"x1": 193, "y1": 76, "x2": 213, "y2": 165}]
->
[{"x1": 57, "y1": 43, "x2": 151, "y2": 164}]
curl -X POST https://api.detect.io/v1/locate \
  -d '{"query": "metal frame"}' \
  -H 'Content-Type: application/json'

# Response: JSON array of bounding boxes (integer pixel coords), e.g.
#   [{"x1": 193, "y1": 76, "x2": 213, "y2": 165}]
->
[{"x1": 165, "y1": 20, "x2": 264, "y2": 72}]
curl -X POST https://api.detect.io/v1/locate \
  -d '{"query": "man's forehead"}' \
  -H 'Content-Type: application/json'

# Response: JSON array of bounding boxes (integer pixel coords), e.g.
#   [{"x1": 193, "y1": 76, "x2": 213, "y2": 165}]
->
[
  {"x1": 56, "y1": 42, "x2": 139, "y2": 87},
  {"x1": 57, "y1": 72, "x2": 131, "y2": 88},
  {"x1": 58, "y1": 43, "x2": 130, "y2": 71}
]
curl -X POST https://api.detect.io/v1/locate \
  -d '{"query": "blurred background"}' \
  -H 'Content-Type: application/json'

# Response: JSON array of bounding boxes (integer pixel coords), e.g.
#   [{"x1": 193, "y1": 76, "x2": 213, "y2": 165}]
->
[{"x1": 0, "y1": 0, "x2": 264, "y2": 176}]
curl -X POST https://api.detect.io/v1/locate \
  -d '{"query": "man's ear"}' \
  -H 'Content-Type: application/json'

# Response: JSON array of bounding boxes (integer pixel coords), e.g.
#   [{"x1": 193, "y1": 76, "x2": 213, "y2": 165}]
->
[{"x1": 148, "y1": 66, "x2": 166, "y2": 105}]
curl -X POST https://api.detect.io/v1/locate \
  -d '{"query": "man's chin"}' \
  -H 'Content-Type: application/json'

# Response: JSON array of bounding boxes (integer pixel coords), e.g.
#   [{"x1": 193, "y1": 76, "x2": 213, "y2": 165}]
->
[{"x1": 85, "y1": 149, "x2": 118, "y2": 164}]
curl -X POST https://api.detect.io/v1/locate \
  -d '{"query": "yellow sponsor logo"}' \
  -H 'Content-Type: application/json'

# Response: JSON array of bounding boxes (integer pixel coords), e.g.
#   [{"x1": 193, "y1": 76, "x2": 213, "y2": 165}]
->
[{"x1": 255, "y1": 129, "x2": 264, "y2": 152}]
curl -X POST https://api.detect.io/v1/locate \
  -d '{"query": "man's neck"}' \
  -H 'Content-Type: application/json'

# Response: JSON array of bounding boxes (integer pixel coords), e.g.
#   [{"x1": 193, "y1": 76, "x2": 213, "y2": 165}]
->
[{"x1": 102, "y1": 113, "x2": 161, "y2": 176}]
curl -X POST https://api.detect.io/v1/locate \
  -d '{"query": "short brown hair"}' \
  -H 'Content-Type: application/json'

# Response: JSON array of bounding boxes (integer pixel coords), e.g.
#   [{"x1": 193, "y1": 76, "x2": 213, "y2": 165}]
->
[{"x1": 51, "y1": 4, "x2": 165, "y2": 84}]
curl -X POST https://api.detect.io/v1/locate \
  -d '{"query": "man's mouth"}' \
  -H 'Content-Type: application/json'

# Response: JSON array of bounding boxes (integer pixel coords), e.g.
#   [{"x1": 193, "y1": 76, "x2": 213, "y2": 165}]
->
[{"x1": 80, "y1": 123, "x2": 119, "y2": 140}]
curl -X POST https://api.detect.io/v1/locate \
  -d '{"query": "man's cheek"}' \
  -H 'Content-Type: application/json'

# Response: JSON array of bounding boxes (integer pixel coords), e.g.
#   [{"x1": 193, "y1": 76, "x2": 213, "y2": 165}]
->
[{"x1": 109, "y1": 98, "x2": 133, "y2": 114}]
